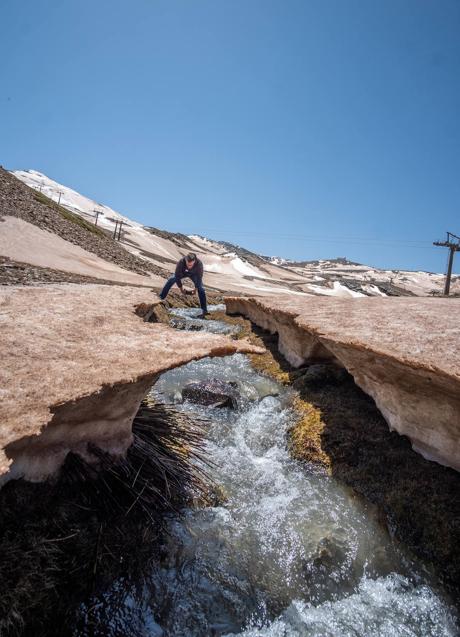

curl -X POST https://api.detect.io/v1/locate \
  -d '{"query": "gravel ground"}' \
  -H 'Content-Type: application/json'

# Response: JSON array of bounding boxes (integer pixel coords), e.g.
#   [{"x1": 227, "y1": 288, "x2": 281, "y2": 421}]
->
[{"x1": 0, "y1": 256, "x2": 160, "y2": 287}]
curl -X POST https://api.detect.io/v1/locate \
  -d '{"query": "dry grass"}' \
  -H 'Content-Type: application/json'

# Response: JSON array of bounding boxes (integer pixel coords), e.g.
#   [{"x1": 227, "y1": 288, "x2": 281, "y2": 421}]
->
[{"x1": 289, "y1": 396, "x2": 331, "y2": 470}]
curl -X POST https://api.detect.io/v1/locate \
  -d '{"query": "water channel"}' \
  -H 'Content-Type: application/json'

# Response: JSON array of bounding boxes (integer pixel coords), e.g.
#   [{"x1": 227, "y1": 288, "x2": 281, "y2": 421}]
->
[{"x1": 94, "y1": 306, "x2": 459, "y2": 636}]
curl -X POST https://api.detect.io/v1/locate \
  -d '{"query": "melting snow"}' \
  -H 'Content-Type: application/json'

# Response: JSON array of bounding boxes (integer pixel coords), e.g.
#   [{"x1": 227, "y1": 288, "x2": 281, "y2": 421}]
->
[
  {"x1": 231, "y1": 257, "x2": 264, "y2": 278},
  {"x1": 307, "y1": 281, "x2": 366, "y2": 298}
]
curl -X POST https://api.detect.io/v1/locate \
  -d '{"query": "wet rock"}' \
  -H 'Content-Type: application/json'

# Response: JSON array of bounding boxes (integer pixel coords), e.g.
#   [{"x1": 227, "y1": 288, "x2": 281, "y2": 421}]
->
[
  {"x1": 302, "y1": 533, "x2": 354, "y2": 597},
  {"x1": 169, "y1": 309, "x2": 241, "y2": 336},
  {"x1": 150, "y1": 303, "x2": 171, "y2": 324},
  {"x1": 170, "y1": 317, "x2": 203, "y2": 331},
  {"x1": 289, "y1": 367, "x2": 309, "y2": 381},
  {"x1": 292, "y1": 364, "x2": 348, "y2": 389},
  {"x1": 134, "y1": 302, "x2": 170, "y2": 324},
  {"x1": 182, "y1": 380, "x2": 240, "y2": 409}
]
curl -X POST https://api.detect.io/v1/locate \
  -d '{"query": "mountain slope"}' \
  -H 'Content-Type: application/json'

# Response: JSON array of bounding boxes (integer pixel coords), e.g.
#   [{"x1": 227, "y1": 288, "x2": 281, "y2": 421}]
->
[
  {"x1": 1, "y1": 169, "x2": 164, "y2": 280},
  {"x1": 7, "y1": 169, "x2": 459, "y2": 297}
]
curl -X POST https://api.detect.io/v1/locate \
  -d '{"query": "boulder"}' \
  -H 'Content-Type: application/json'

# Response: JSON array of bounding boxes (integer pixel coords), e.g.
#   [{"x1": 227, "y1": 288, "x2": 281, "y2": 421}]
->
[
  {"x1": 182, "y1": 380, "x2": 240, "y2": 409},
  {"x1": 134, "y1": 302, "x2": 170, "y2": 324}
]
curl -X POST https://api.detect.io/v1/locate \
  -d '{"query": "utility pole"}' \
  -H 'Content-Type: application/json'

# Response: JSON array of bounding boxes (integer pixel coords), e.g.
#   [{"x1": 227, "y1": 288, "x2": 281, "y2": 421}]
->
[
  {"x1": 433, "y1": 232, "x2": 460, "y2": 296},
  {"x1": 56, "y1": 191, "x2": 63, "y2": 207},
  {"x1": 93, "y1": 208, "x2": 102, "y2": 226},
  {"x1": 107, "y1": 217, "x2": 127, "y2": 241}
]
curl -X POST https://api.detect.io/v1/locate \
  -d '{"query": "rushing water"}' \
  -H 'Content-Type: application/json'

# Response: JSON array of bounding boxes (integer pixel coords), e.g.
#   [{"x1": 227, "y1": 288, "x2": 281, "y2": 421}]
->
[
  {"x1": 84, "y1": 308, "x2": 459, "y2": 636},
  {"x1": 141, "y1": 307, "x2": 458, "y2": 636},
  {"x1": 169, "y1": 305, "x2": 241, "y2": 336}
]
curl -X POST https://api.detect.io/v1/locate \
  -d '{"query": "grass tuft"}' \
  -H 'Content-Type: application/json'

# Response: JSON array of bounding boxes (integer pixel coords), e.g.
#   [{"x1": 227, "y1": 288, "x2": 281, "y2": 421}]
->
[{"x1": 0, "y1": 399, "x2": 212, "y2": 636}]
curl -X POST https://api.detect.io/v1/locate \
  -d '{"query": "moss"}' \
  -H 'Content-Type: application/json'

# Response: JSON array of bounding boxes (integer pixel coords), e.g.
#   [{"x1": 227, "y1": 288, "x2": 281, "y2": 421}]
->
[
  {"x1": 33, "y1": 191, "x2": 105, "y2": 237},
  {"x1": 289, "y1": 396, "x2": 331, "y2": 470}
]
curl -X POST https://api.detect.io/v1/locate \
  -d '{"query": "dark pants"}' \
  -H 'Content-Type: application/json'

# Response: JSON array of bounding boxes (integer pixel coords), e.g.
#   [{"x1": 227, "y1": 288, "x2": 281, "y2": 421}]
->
[{"x1": 160, "y1": 274, "x2": 208, "y2": 312}]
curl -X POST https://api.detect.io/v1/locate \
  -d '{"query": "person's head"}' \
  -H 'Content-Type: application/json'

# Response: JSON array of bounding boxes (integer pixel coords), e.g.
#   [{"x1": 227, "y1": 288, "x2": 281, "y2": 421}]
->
[{"x1": 185, "y1": 252, "x2": 196, "y2": 267}]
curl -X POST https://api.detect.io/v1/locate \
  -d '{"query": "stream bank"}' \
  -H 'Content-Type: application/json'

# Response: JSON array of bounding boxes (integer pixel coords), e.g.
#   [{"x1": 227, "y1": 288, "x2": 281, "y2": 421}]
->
[{"x1": 214, "y1": 307, "x2": 460, "y2": 605}]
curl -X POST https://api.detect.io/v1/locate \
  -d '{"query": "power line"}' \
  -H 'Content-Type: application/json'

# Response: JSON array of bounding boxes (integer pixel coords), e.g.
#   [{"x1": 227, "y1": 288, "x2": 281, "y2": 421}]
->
[{"x1": 185, "y1": 228, "x2": 438, "y2": 249}]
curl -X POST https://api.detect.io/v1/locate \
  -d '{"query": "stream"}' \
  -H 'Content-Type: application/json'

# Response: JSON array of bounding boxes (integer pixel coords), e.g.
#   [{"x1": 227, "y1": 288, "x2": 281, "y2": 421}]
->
[{"x1": 91, "y1": 307, "x2": 459, "y2": 636}]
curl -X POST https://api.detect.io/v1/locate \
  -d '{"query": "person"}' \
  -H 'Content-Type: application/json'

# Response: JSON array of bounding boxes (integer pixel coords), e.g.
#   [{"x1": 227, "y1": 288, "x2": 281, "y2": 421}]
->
[{"x1": 159, "y1": 252, "x2": 208, "y2": 317}]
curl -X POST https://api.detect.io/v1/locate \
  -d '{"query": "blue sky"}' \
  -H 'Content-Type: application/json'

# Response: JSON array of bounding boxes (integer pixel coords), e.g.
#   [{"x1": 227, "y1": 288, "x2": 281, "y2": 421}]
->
[{"x1": 1, "y1": 0, "x2": 459, "y2": 272}]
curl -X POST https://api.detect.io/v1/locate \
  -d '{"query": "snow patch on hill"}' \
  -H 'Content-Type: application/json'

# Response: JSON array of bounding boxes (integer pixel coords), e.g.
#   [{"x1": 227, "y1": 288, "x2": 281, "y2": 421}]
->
[{"x1": 11, "y1": 169, "x2": 459, "y2": 298}]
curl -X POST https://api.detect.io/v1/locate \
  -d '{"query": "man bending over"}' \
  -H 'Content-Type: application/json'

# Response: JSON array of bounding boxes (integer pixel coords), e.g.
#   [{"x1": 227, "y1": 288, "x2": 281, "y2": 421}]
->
[{"x1": 159, "y1": 252, "x2": 208, "y2": 317}]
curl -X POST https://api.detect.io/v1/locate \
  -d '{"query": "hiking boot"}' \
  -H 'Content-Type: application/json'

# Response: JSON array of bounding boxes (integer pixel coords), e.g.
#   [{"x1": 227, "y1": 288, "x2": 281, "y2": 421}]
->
[{"x1": 198, "y1": 311, "x2": 209, "y2": 319}]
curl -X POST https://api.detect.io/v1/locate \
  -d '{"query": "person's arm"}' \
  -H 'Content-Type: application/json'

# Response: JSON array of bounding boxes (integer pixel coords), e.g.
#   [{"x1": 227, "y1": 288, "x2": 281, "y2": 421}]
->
[{"x1": 175, "y1": 259, "x2": 184, "y2": 289}]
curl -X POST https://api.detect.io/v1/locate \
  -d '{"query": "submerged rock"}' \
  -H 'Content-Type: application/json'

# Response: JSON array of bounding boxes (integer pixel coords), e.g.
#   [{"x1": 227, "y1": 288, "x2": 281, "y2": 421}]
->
[
  {"x1": 170, "y1": 316, "x2": 203, "y2": 331},
  {"x1": 182, "y1": 379, "x2": 240, "y2": 408},
  {"x1": 301, "y1": 532, "x2": 357, "y2": 599},
  {"x1": 311, "y1": 535, "x2": 348, "y2": 571}
]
